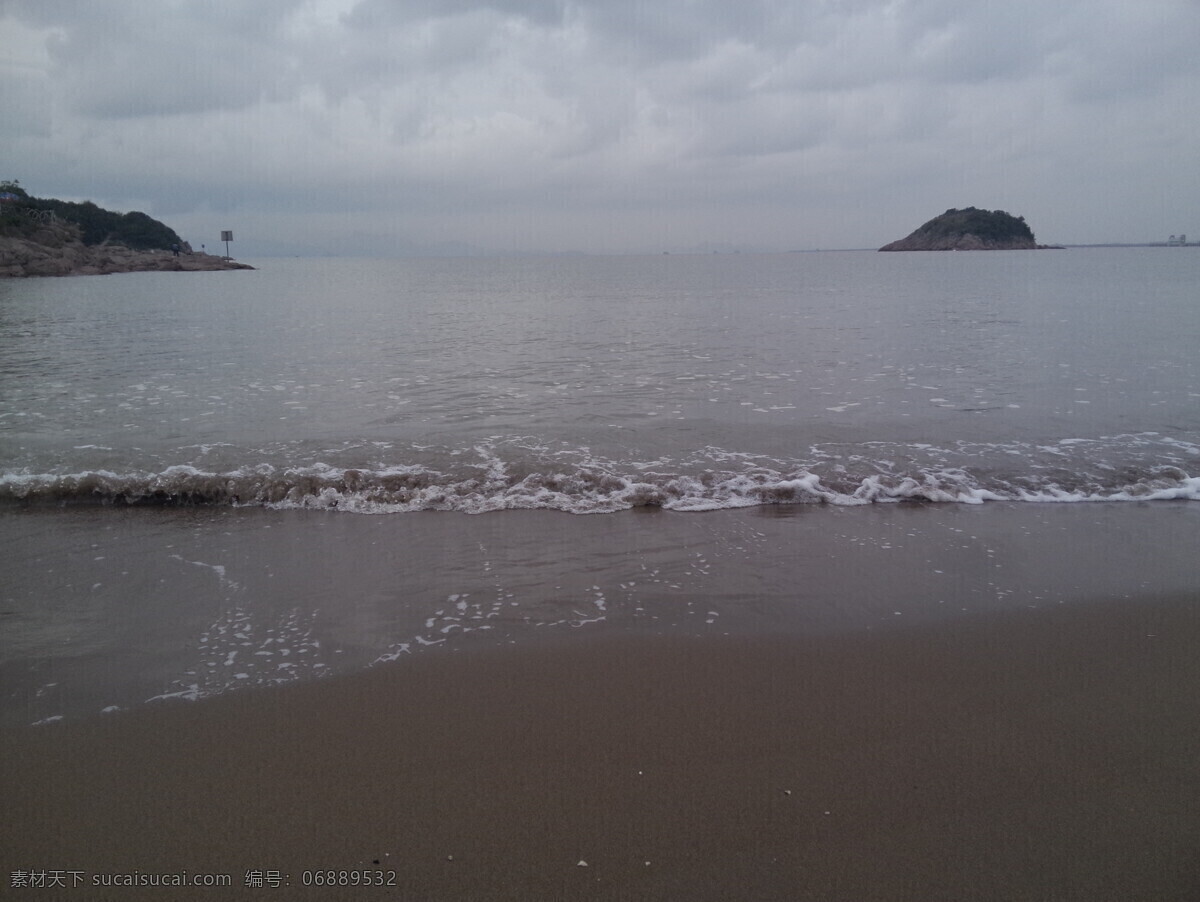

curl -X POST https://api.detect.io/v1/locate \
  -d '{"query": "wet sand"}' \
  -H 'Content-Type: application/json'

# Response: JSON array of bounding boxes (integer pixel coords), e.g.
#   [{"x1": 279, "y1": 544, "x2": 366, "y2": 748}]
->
[
  {"x1": 5, "y1": 501, "x2": 1200, "y2": 729},
  {"x1": 4, "y1": 588, "x2": 1200, "y2": 900}
]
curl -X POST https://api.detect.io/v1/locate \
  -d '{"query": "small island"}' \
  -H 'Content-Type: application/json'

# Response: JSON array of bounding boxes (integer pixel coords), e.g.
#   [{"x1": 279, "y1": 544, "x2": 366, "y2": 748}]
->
[
  {"x1": 0, "y1": 180, "x2": 252, "y2": 277},
  {"x1": 879, "y1": 207, "x2": 1045, "y2": 251}
]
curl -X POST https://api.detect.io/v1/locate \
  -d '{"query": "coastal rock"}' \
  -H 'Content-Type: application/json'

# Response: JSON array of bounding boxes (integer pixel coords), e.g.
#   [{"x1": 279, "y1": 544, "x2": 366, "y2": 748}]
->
[
  {"x1": 0, "y1": 217, "x2": 253, "y2": 277},
  {"x1": 880, "y1": 207, "x2": 1041, "y2": 251}
]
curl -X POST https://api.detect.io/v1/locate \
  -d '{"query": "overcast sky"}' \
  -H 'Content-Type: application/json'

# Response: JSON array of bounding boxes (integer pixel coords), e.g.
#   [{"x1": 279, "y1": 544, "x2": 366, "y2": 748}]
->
[{"x1": 2, "y1": 0, "x2": 1197, "y2": 256}]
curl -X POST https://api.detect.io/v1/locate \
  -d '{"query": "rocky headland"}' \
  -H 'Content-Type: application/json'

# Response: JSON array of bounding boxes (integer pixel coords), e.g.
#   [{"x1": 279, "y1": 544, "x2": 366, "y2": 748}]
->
[
  {"x1": 0, "y1": 222, "x2": 253, "y2": 277},
  {"x1": 880, "y1": 207, "x2": 1046, "y2": 251},
  {"x1": 0, "y1": 182, "x2": 252, "y2": 277}
]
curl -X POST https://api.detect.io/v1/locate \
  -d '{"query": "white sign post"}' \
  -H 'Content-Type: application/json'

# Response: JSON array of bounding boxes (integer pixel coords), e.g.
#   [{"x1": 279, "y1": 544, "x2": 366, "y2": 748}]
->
[{"x1": 221, "y1": 230, "x2": 233, "y2": 259}]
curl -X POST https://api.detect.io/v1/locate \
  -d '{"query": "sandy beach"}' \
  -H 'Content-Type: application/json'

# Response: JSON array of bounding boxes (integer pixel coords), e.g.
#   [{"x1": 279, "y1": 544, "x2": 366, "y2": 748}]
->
[{"x1": 4, "y1": 580, "x2": 1200, "y2": 900}]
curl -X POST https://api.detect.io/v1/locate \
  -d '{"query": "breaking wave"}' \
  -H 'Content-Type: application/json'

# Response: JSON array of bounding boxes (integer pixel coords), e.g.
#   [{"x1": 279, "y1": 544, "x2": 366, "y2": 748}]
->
[{"x1": 2, "y1": 434, "x2": 1197, "y2": 513}]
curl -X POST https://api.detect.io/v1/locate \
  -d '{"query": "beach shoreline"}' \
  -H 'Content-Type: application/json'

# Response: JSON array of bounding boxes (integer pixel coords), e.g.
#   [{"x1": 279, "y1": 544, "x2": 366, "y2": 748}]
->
[
  {"x1": 4, "y1": 500, "x2": 1200, "y2": 728},
  {"x1": 4, "y1": 586, "x2": 1199, "y2": 900}
]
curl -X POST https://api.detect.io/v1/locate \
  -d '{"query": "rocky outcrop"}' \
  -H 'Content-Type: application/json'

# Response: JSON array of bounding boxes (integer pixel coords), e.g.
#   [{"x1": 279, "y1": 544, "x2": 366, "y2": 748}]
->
[
  {"x1": 0, "y1": 218, "x2": 253, "y2": 277},
  {"x1": 879, "y1": 207, "x2": 1042, "y2": 251},
  {"x1": 879, "y1": 232, "x2": 1039, "y2": 251}
]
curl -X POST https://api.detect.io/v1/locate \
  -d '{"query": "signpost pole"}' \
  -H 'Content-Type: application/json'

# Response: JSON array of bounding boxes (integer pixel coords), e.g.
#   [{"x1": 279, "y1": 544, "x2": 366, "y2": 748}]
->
[{"x1": 221, "y1": 230, "x2": 233, "y2": 259}]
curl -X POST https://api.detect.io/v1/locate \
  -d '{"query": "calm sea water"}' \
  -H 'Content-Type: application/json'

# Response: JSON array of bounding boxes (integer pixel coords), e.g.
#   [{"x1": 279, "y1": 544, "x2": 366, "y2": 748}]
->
[
  {"x1": 2, "y1": 249, "x2": 1198, "y2": 510},
  {"x1": 2, "y1": 249, "x2": 1198, "y2": 725}
]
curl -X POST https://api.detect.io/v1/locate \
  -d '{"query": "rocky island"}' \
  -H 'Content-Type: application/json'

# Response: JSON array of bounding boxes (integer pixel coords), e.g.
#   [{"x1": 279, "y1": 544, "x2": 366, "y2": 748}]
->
[
  {"x1": 0, "y1": 181, "x2": 253, "y2": 277},
  {"x1": 879, "y1": 207, "x2": 1044, "y2": 251}
]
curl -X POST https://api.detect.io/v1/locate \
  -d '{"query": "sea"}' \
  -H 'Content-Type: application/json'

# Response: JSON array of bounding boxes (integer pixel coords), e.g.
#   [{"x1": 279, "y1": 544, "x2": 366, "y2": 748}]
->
[{"x1": 2, "y1": 248, "x2": 1198, "y2": 726}]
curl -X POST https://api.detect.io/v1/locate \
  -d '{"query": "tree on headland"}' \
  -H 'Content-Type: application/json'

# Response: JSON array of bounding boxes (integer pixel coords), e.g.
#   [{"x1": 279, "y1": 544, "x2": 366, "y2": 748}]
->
[
  {"x1": 920, "y1": 207, "x2": 1034, "y2": 243},
  {"x1": 0, "y1": 180, "x2": 30, "y2": 200},
  {"x1": 879, "y1": 207, "x2": 1039, "y2": 251},
  {"x1": 0, "y1": 180, "x2": 183, "y2": 250}
]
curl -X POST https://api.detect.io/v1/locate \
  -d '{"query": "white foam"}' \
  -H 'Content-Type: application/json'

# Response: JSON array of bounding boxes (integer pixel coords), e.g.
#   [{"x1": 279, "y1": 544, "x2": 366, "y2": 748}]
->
[
  {"x1": 169, "y1": 555, "x2": 240, "y2": 591},
  {"x1": 4, "y1": 433, "x2": 1197, "y2": 515}
]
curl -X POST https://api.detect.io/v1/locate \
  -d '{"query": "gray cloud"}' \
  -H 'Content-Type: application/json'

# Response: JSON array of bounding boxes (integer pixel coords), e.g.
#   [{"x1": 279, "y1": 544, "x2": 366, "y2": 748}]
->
[{"x1": 2, "y1": 0, "x2": 1197, "y2": 254}]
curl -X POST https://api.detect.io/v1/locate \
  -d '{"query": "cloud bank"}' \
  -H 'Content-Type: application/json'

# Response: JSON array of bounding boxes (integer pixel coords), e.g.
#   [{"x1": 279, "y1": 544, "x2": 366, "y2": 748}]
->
[{"x1": 2, "y1": 0, "x2": 1197, "y2": 254}]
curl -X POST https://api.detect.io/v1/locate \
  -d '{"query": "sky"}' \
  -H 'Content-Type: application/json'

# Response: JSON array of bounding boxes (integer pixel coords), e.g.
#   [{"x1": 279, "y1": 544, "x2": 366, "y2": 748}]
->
[{"x1": 2, "y1": 0, "x2": 1198, "y2": 256}]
